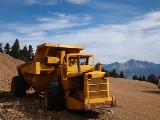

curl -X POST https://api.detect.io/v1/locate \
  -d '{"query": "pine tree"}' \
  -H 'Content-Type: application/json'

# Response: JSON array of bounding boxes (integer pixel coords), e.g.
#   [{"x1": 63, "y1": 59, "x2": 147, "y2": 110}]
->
[
  {"x1": 28, "y1": 45, "x2": 34, "y2": 61},
  {"x1": 138, "y1": 76, "x2": 142, "y2": 81},
  {"x1": 102, "y1": 68, "x2": 108, "y2": 72},
  {"x1": 132, "y1": 75, "x2": 139, "y2": 80},
  {"x1": 10, "y1": 39, "x2": 20, "y2": 59},
  {"x1": 0, "y1": 43, "x2": 4, "y2": 53},
  {"x1": 20, "y1": 45, "x2": 28, "y2": 61},
  {"x1": 119, "y1": 71, "x2": 125, "y2": 78},
  {"x1": 110, "y1": 69, "x2": 119, "y2": 78},
  {"x1": 23, "y1": 45, "x2": 28, "y2": 56},
  {"x1": 4, "y1": 43, "x2": 10, "y2": 54},
  {"x1": 147, "y1": 74, "x2": 158, "y2": 85},
  {"x1": 142, "y1": 76, "x2": 146, "y2": 81}
]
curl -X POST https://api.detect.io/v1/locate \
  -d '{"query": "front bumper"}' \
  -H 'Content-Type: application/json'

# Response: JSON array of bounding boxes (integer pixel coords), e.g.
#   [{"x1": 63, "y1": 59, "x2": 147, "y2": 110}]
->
[{"x1": 84, "y1": 97, "x2": 116, "y2": 110}]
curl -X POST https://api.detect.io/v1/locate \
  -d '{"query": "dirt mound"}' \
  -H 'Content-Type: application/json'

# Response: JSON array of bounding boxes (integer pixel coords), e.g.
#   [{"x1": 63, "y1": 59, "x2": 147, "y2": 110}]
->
[
  {"x1": 0, "y1": 53, "x2": 159, "y2": 120},
  {"x1": 0, "y1": 53, "x2": 24, "y2": 91}
]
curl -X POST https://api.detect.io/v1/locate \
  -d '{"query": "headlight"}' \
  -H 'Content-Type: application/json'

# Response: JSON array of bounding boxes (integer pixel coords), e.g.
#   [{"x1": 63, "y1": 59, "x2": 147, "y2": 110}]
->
[
  {"x1": 87, "y1": 74, "x2": 92, "y2": 80},
  {"x1": 103, "y1": 73, "x2": 109, "y2": 79}
]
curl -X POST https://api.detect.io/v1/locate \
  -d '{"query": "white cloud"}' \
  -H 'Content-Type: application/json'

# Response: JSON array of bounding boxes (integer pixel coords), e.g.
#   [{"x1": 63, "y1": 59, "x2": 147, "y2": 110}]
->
[
  {"x1": 24, "y1": 0, "x2": 57, "y2": 5},
  {"x1": 4, "y1": 13, "x2": 92, "y2": 34},
  {"x1": 46, "y1": 11, "x2": 160, "y2": 64},
  {"x1": 89, "y1": 0, "x2": 137, "y2": 14},
  {"x1": 24, "y1": 0, "x2": 40, "y2": 4},
  {"x1": 0, "y1": 13, "x2": 92, "y2": 49},
  {"x1": 0, "y1": 32, "x2": 17, "y2": 44},
  {"x1": 66, "y1": 0, "x2": 89, "y2": 5},
  {"x1": 0, "y1": 0, "x2": 58, "y2": 5},
  {"x1": 0, "y1": 11, "x2": 160, "y2": 64}
]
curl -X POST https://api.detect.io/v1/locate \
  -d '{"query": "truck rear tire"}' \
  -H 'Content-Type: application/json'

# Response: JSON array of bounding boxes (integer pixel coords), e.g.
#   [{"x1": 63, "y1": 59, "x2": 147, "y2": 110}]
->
[
  {"x1": 11, "y1": 76, "x2": 27, "y2": 97},
  {"x1": 44, "y1": 81, "x2": 65, "y2": 111}
]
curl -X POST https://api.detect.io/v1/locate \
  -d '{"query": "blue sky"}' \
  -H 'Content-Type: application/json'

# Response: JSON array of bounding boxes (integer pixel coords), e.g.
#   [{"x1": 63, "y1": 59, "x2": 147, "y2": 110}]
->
[{"x1": 0, "y1": 0, "x2": 160, "y2": 64}]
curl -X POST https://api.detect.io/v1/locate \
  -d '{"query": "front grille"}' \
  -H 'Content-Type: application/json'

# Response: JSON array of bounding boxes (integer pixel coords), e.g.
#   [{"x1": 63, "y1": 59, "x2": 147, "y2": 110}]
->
[
  {"x1": 89, "y1": 84, "x2": 106, "y2": 91},
  {"x1": 89, "y1": 77, "x2": 107, "y2": 84},
  {"x1": 89, "y1": 91, "x2": 107, "y2": 98},
  {"x1": 88, "y1": 77, "x2": 108, "y2": 99}
]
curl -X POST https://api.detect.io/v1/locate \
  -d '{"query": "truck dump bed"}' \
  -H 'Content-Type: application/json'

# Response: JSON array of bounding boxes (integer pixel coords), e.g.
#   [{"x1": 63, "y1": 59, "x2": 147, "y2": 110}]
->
[{"x1": 17, "y1": 43, "x2": 85, "y2": 92}]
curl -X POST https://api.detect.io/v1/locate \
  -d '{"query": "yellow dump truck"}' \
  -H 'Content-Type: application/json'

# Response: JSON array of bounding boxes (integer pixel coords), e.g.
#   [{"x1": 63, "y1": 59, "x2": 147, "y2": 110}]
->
[{"x1": 11, "y1": 43, "x2": 116, "y2": 110}]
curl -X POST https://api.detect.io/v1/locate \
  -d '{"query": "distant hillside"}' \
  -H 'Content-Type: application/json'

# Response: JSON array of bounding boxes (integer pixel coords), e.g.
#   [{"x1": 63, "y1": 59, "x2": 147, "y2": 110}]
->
[{"x1": 103, "y1": 59, "x2": 160, "y2": 78}]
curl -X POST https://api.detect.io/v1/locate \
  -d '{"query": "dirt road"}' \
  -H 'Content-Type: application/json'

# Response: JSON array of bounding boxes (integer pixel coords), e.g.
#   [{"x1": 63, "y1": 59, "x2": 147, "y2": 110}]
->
[{"x1": 109, "y1": 78, "x2": 160, "y2": 120}]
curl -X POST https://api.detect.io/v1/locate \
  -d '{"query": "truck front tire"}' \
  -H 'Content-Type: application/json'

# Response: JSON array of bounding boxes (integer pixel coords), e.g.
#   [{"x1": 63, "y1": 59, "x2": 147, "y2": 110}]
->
[{"x1": 44, "y1": 81, "x2": 65, "y2": 111}]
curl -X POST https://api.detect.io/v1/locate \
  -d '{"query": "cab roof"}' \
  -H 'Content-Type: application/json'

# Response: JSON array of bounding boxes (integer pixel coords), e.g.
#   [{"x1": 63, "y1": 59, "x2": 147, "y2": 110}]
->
[{"x1": 37, "y1": 43, "x2": 85, "y2": 50}]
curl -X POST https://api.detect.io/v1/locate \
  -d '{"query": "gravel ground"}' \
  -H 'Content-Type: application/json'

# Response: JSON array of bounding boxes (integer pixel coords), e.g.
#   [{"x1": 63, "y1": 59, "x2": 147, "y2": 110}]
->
[
  {"x1": 109, "y1": 78, "x2": 160, "y2": 120},
  {"x1": 0, "y1": 53, "x2": 159, "y2": 120}
]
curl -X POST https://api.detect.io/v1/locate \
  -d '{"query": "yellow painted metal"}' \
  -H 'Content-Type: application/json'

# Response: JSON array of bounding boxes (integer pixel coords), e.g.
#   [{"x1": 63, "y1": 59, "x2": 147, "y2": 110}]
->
[
  {"x1": 45, "y1": 56, "x2": 60, "y2": 64},
  {"x1": 66, "y1": 97, "x2": 84, "y2": 110},
  {"x1": 17, "y1": 43, "x2": 115, "y2": 110},
  {"x1": 83, "y1": 71, "x2": 112, "y2": 107},
  {"x1": 97, "y1": 62, "x2": 102, "y2": 71},
  {"x1": 34, "y1": 43, "x2": 84, "y2": 62},
  {"x1": 88, "y1": 97, "x2": 112, "y2": 104},
  {"x1": 37, "y1": 43, "x2": 85, "y2": 50},
  {"x1": 18, "y1": 62, "x2": 41, "y2": 74},
  {"x1": 66, "y1": 54, "x2": 94, "y2": 75}
]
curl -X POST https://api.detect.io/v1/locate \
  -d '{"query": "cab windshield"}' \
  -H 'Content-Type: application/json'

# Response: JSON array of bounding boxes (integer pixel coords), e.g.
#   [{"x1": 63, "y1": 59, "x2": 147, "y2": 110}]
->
[
  {"x1": 68, "y1": 55, "x2": 94, "y2": 66},
  {"x1": 65, "y1": 54, "x2": 94, "y2": 73}
]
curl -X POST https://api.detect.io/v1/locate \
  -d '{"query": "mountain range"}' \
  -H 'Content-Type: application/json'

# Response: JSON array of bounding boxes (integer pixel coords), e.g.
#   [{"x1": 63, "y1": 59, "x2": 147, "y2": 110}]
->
[{"x1": 102, "y1": 59, "x2": 160, "y2": 79}]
